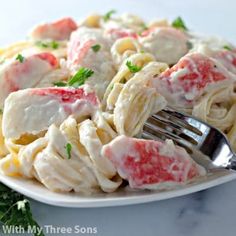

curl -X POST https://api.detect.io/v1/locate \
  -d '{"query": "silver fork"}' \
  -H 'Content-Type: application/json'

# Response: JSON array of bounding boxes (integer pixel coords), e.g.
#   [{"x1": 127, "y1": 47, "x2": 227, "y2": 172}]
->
[{"x1": 142, "y1": 107, "x2": 236, "y2": 170}]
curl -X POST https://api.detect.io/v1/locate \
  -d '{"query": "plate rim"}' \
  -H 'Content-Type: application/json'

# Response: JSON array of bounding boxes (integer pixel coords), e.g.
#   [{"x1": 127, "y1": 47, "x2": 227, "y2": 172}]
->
[{"x1": 1, "y1": 171, "x2": 236, "y2": 208}]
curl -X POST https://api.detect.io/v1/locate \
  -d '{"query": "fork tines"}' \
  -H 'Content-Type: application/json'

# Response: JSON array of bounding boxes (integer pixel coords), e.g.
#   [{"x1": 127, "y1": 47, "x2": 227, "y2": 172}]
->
[{"x1": 143, "y1": 108, "x2": 205, "y2": 152}]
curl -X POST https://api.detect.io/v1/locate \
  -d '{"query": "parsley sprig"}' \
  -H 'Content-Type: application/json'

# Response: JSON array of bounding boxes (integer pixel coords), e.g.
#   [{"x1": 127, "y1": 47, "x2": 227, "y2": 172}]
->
[
  {"x1": 172, "y1": 17, "x2": 188, "y2": 31},
  {"x1": 223, "y1": 45, "x2": 232, "y2": 51},
  {"x1": 16, "y1": 54, "x2": 25, "y2": 63},
  {"x1": 126, "y1": 61, "x2": 142, "y2": 73},
  {"x1": 36, "y1": 40, "x2": 59, "y2": 49},
  {"x1": 65, "y1": 143, "x2": 72, "y2": 159},
  {"x1": 0, "y1": 183, "x2": 44, "y2": 236},
  {"x1": 103, "y1": 10, "x2": 116, "y2": 22},
  {"x1": 53, "y1": 81, "x2": 67, "y2": 87},
  {"x1": 91, "y1": 44, "x2": 101, "y2": 52},
  {"x1": 53, "y1": 67, "x2": 94, "y2": 88},
  {"x1": 186, "y1": 41, "x2": 193, "y2": 50},
  {"x1": 68, "y1": 68, "x2": 94, "y2": 87}
]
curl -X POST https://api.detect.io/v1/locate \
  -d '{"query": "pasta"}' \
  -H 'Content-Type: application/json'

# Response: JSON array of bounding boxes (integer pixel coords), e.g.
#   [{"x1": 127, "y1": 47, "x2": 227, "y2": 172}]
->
[
  {"x1": 1, "y1": 12, "x2": 236, "y2": 194},
  {"x1": 192, "y1": 86, "x2": 236, "y2": 150},
  {"x1": 111, "y1": 37, "x2": 143, "y2": 68},
  {"x1": 103, "y1": 52, "x2": 155, "y2": 107},
  {"x1": 113, "y1": 61, "x2": 168, "y2": 136}
]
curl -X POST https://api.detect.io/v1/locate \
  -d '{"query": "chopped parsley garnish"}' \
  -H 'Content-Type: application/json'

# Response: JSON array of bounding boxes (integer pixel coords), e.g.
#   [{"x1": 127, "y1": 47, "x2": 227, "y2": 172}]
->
[
  {"x1": 36, "y1": 40, "x2": 59, "y2": 49},
  {"x1": 172, "y1": 17, "x2": 188, "y2": 31},
  {"x1": 223, "y1": 45, "x2": 232, "y2": 51},
  {"x1": 16, "y1": 54, "x2": 25, "y2": 63},
  {"x1": 68, "y1": 67, "x2": 94, "y2": 87},
  {"x1": 36, "y1": 41, "x2": 48, "y2": 48},
  {"x1": 53, "y1": 68, "x2": 94, "y2": 88},
  {"x1": 126, "y1": 61, "x2": 142, "y2": 73},
  {"x1": 103, "y1": 10, "x2": 116, "y2": 22},
  {"x1": 110, "y1": 84, "x2": 114, "y2": 91},
  {"x1": 65, "y1": 143, "x2": 72, "y2": 159},
  {"x1": 0, "y1": 109, "x2": 3, "y2": 115},
  {"x1": 0, "y1": 183, "x2": 44, "y2": 236},
  {"x1": 91, "y1": 44, "x2": 101, "y2": 52},
  {"x1": 53, "y1": 81, "x2": 67, "y2": 87},
  {"x1": 186, "y1": 41, "x2": 193, "y2": 50},
  {"x1": 50, "y1": 41, "x2": 59, "y2": 49}
]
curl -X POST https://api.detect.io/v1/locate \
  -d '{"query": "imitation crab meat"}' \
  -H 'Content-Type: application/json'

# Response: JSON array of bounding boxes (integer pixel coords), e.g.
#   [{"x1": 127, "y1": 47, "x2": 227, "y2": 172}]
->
[
  {"x1": 2, "y1": 87, "x2": 99, "y2": 139},
  {"x1": 67, "y1": 27, "x2": 116, "y2": 98},
  {"x1": 212, "y1": 49, "x2": 236, "y2": 75},
  {"x1": 152, "y1": 52, "x2": 234, "y2": 107},
  {"x1": 139, "y1": 27, "x2": 189, "y2": 65},
  {"x1": 105, "y1": 28, "x2": 138, "y2": 41},
  {"x1": 0, "y1": 52, "x2": 58, "y2": 108},
  {"x1": 30, "y1": 17, "x2": 77, "y2": 41},
  {"x1": 102, "y1": 135, "x2": 206, "y2": 189}
]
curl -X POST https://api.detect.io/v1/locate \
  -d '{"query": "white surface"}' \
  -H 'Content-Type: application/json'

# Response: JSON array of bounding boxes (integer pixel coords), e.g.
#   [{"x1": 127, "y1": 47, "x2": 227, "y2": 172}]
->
[{"x1": 1, "y1": 0, "x2": 236, "y2": 235}]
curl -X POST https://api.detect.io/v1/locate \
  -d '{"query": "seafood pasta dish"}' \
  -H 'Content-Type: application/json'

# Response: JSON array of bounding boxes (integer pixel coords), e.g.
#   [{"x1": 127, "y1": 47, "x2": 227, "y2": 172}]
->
[{"x1": 0, "y1": 11, "x2": 236, "y2": 194}]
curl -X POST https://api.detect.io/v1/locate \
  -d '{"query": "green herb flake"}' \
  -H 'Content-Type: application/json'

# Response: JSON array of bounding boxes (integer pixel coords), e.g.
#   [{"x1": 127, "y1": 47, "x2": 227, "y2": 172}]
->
[
  {"x1": 35, "y1": 41, "x2": 48, "y2": 48},
  {"x1": 223, "y1": 45, "x2": 232, "y2": 51},
  {"x1": 0, "y1": 109, "x2": 3, "y2": 115},
  {"x1": 186, "y1": 41, "x2": 193, "y2": 50},
  {"x1": 50, "y1": 41, "x2": 59, "y2": 49},
  {"x1": 91, "y1": 44, "x2": 101, "y2": 52},
  {"x1": 36, "y1": 40, "x2": 59, "y2": 49},
  {"x1": 103, "y1": 10, "x2": 116, "y2": 22},
  {"x1": 172, "y1": 17, "x2": 188, "y2": 31},
  {"x1": 68, "y1": 67, "x2": 94, "y2": 87},
  {"x1": 126, "y1": 61, "x2": 142, "y2": 73},
  {"x1": 110, "y1": 84, "x2": 114, "y2": 91},
  {"x1": 65, "y1": 143, "x2": 72, "y2": 159},
  {"x1": 53, "y1": 81, "x2": 67, "y2": 87},
  {"x1": 138, "y1": 31, "x2": 142, "y2": 36},
  {"x1": 16, "y1": 54, "x2": 25, "y2": 63}
]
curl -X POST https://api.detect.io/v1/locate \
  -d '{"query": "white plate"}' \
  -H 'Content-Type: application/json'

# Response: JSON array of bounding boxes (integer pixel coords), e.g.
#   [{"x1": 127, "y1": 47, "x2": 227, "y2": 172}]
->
[{"x1": 1, "y1": 168, "x2": 236, "y2": 208}]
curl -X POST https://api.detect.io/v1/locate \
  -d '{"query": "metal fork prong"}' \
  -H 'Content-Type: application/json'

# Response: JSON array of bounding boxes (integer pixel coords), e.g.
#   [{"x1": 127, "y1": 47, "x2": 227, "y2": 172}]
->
[
  {"x1": 147, "y1": 114, "x2": 201, "y2": 145},
  {"x1": 151, "y1": 113, "x2": 201, "y2": 143},
  {"x1": 162, "y1": 109, "x2": 205, "y2": 135},
  {"x1": 142, "y1": 129, "x2": 193, "y2": 152},
  {"x1": 152, "y1": 113, "x2": 186, "y2": 132},
  {"x1": 144, "y1": 122, "x2": 195, "y2": 148},
  {"x1": 142, "y1": 130, "x2": 161, "y2": 140},
  {"x1": 143, "y1": 106, "x2": 236, "y2": 171}
]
